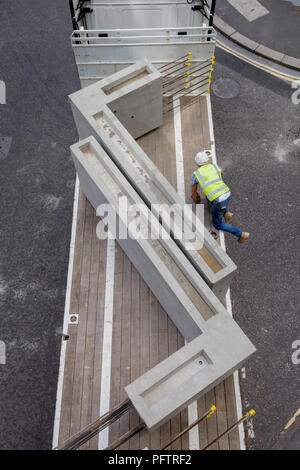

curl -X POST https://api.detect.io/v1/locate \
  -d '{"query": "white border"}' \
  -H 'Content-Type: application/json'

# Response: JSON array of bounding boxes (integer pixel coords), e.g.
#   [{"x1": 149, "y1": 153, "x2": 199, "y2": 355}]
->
[
  {"x1": 98, "y1": 237, "x2": 116, "y2": 450},
  {"x1": 52, "y1": 175, "x2": 80, "y2": 448}
]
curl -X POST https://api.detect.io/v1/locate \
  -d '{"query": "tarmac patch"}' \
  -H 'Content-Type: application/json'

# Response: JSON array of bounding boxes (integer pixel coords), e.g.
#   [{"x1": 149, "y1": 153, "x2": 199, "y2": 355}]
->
[{"x1": 0, "y1": 135, "x2": 12, "y2": 160}]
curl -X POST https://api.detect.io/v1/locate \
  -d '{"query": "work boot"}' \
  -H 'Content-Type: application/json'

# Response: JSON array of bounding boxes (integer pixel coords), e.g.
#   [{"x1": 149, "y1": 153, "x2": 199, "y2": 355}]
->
[
  {"x1": 238, "y1": 232, "x2": 250, "y2": 243},
  {"x1": 224, "y1": 211, "x2": 234, "y2": 224}
]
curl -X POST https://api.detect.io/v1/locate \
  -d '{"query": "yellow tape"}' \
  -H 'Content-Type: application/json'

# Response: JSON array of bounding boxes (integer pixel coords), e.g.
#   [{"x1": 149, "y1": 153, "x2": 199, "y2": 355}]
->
[{"x1": 207, "y1": 405, "x2": 217, "y2": 418}]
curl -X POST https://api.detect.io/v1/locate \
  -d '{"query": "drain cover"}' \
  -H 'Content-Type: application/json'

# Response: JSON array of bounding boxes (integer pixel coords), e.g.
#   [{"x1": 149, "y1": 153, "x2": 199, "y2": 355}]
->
[{"x1": 212, "y1": 78, "x2": 240, "y2": 99}]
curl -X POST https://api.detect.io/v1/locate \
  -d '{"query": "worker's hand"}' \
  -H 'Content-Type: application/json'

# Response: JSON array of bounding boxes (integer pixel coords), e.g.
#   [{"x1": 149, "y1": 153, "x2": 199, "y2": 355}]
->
[{"x1": 191, "y1": 193, "x2": 201, "y2": 204}]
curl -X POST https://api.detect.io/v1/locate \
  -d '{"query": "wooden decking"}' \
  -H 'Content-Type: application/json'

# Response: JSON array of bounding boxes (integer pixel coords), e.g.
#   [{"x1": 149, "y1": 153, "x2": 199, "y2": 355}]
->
[{"x1": 55, "y1": 96, "x2": 241, "y2": 450}]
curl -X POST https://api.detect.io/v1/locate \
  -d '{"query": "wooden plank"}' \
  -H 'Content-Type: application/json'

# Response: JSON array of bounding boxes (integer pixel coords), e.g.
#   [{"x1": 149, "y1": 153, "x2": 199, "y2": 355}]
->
[
  {"x1": 108, "y1": 242, "x2": 123, "y2": 444},
  {"x1": 168, "y1": 317, "x2": 181, "y2": 450},
  {"x1": 58, "y1": 188, "x2": 86, "y2": 444},
  {"x1": 205, "y1": 387, "x2": 218, "y2": 450},
  {"x1": 215, "y1": 381, "x2": 230, "y2": 450},
  {"x1": 139, "y1": 278, "x2": 150, "y2": 450},
  {"x1": 129, "y1": 265, "x2": 141, "y2": 450},
  {"x1": 149, "y1": 292, "x2": 161, "y2": 450},
  {"x1": 224, "y1": 375, "x2": 241, "y2": 450},
  {"x1": 69, "y1": 198, "x2": 94, "y2": 438},
  {"x1": 119, "y1": 253, "x2": 132, "y2": 450},
  {"x1": 89, "y1": 235, "x2": 107, "y2": 450},
  {"x1": 178, "y1": 332, "x2": 190, "y2": 450},
  {"x1": 80, "y1": 210, "x2": 101, "y2": 449},
  {"x1": 158, "y1": 303, "x2": 171, "y2": 449}
]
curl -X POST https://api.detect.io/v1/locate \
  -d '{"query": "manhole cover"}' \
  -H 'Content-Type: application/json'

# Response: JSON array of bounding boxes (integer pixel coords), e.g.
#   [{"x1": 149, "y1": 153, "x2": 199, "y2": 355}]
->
[{"x1": 212, "y1": 78, "x2": 240, "y2": 99}]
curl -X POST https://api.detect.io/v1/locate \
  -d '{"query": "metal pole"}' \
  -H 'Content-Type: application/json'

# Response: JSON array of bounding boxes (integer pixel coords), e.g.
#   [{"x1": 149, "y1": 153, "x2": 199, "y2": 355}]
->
[
  {"x1": 161, "y1": 406, "x2": 216, "y2": 450},
  {"x1": 54, "y1": 399, "x2": 133, "y2": 450},
  {"x1": 69, "y1": 0, "x2": 78, "y2": 30},
  {"x1": 209, "y1": 0, "x2": 216, "y2": 27},
  {"x1": 201, "y1": 409, "x2": 256, "y2": 450},
  {"x1": 105, "y1": 423, "x2": 146, "y2": 450}
]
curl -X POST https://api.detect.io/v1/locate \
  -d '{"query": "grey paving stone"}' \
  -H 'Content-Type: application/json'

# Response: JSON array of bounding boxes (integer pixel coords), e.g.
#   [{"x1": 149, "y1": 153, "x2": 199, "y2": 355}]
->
[
  {"x1": 281, "y1": 54, "x2": 300, "y2": 70},
  {"x1": 256, "y1": 45, "x2": 285, "y2": 63},
  {"x1": 230, "y1": 32, "x2": 259, "y2": 52}
]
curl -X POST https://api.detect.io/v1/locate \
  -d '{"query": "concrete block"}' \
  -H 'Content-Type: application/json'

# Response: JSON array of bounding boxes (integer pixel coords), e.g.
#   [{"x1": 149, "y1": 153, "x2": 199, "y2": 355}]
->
[
  {"x1": 69, "y1": 62, "x2": 237, "y2": 299},
  {"x1": 230, "y1": 32, "x2": 259, "y2": 52},
  {"x1": 256, "y1": 45, "x2": 284, "y2": 63},
  {"x1": 71, "y1": 136, "x2": 255, "y2": 431},
  {"x1": 126, "y1": 315, "x2": 254, "y2": 431},
  {"x1": 69, "y1": 59, "x2": 163, "y2": 139},
  {"x1": 281, "y1": 54, "x2": 300, "y2": 70}
]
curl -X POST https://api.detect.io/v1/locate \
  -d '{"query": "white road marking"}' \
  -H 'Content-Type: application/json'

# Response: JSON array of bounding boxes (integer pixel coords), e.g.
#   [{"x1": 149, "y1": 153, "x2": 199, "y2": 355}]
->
[
  {"x1": 227, "y1": 0, "x2": 269, "y2": 22},
  {"x1": 173, "y1": 96, "x2": 200, "y2": 450},
  {"x1": 52, "y1": 175, "x2": 80, "y2": 448},
  {"x1": 0, "y1": 340, "x2": 6, "y2": 364},
  {"x1": 206, "y1": 93, "x2": 246, "y2": 450},
  {"x1": 98, "y1": 236, "x2": 116, "y2": 450},
  {"x1": 0, "y1": 80, "x2": 5, "y2": 104}
]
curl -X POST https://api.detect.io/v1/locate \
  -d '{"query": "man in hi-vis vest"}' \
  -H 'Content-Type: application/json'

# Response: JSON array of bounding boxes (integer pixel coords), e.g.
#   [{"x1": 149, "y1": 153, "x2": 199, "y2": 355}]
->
[{"x1": 191, "y1": 152, "x2": 250, "y2": 243}]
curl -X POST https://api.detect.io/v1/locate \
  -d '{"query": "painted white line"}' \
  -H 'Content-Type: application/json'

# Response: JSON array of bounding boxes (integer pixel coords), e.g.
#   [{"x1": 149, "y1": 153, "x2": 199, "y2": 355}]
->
[
  {"x1": 98, "y1": 237, "x2": 115, "y2": 450},
  {"x1": 173, "y1": 97, "x2": 186, "y2": 201},
  {"x1": 206, "y1": 93, "x2": 246, "y2": 450},
  {"x1": 227, "y1": 0, "x2": 269, "y2": 22},
  {"x1": 0, "y1": 340, "x2": 6, "y2": 364},
  {"x1": 52, "y1": 175, "x2": 80, "y2": 448},
  {"x1": 0, "y1": 80, "x2": 6, "y2": 104},
  {"x1": 173, "y1": 96, "x2": 200, "y2": 450}
]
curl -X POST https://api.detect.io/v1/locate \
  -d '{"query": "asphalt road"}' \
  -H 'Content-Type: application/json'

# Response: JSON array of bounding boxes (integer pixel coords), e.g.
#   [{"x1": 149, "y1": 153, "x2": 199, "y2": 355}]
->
[
  {"x1": 216, "y1": 0, "x2": 300, "y2": 59},
  {"x1": 0, "y1": 1, "x2": 79, "y2": 449},
  {"x1": 211, "y1": 49, "x2": 300, "y2": 449},
  {"x1": 0, "y1": 1, "x2": 299, "y2": 451}
]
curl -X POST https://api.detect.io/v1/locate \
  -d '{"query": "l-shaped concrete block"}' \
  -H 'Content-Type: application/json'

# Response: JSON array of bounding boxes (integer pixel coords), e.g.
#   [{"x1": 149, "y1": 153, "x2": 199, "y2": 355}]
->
[
  {"x1": 71, "y1": 136, "x2": 255, "y2": 431},
  {"x1": 69, "y1": 60, "x2": 237, "y2": 299}
]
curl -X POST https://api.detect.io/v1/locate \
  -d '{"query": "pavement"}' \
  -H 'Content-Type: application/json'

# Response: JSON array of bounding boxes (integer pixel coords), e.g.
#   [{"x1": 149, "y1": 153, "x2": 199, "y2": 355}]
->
[
  {"x1": 214, "y1": 0, "x2": 300, "y2": 68},
  {"x1": 211, "y1": 48, "x2": 300, "y2": 450},
  {"x1": 0, "y1": 1, "x2": 79, "y2": 449}
]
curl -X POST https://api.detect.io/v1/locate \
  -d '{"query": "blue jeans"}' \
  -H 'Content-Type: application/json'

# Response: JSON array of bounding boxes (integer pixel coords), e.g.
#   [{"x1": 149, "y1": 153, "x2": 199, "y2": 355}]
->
[{"x1": 211, "y1": 196, "x2": 242, "y2": 238}]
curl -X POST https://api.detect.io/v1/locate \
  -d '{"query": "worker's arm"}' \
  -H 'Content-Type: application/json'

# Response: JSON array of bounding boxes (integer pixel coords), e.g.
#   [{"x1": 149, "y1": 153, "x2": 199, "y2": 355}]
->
[
  {"x1": 191, "y1": 173, "x2": 200, "y2": 203},
  {"x1": 191, "y1": 184, "x2": 200, "y2": 204}
]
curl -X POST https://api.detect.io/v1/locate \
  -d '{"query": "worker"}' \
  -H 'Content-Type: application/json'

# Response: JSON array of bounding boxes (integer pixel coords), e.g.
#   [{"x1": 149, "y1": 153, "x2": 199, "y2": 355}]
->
[{"x1": 191, "y1": 152, "x2": 250, "y2": 243}]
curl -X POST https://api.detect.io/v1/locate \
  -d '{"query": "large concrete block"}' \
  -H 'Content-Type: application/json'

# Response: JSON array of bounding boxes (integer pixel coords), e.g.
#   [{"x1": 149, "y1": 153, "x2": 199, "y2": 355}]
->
[
  {"x1": 69, "y1": 64, "x2": 237, "y2": 299},
  {"x1": 69, "y1": 59, "x2": 163, "y2": 139},
  {"x1": 71, "y1": 136, "x2": 255, "y2": 431}
]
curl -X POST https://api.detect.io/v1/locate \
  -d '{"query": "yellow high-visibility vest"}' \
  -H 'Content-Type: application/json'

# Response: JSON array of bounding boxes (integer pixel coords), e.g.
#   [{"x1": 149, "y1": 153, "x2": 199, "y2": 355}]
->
[{"x1": 193, "y1": 164, "x2": 230, "y2": 202}]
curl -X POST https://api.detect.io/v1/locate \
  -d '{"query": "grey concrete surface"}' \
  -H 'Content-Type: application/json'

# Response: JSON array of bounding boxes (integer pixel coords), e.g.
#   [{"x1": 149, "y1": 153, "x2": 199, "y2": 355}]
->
[
  {"x1": 211, "y1": 47, "x2": 300, "y2": 450},
  {"x1": 215, "y1": 0, "x2": 300, "y2": 59},
  {"x1": 71, "y1": 136, "x2": 255, "y2": 431},
  {"x1": 0, "y1": 1, "x2": 79, "y2": 449}
]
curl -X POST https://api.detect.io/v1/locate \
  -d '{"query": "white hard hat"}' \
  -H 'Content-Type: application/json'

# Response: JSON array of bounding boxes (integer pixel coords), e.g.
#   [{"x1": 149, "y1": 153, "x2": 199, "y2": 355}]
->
[{"x1": 195, "y1": 151, "x2": 210, "y2": 166}]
